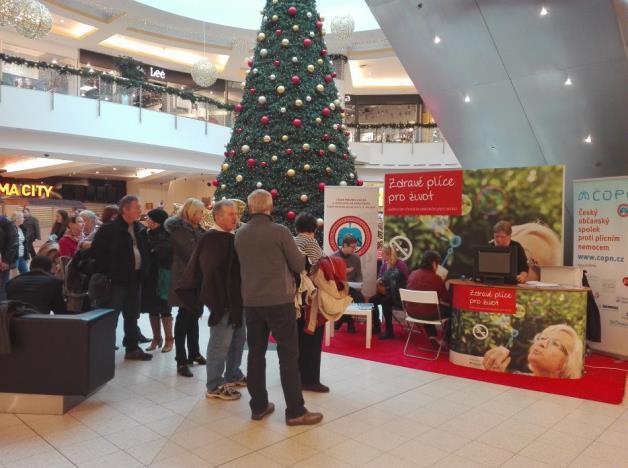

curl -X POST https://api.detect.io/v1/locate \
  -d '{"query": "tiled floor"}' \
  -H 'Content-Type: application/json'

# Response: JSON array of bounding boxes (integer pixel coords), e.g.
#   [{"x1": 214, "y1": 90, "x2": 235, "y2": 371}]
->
[{"x1": 1, "y1": 314, "x2": 627, "y2": 468}]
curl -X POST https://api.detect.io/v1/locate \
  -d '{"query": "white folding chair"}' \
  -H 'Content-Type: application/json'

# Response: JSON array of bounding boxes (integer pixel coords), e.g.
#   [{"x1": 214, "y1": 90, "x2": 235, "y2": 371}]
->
[{"x1": 399, "y1": 289, "x2": 449, "y2": 360}]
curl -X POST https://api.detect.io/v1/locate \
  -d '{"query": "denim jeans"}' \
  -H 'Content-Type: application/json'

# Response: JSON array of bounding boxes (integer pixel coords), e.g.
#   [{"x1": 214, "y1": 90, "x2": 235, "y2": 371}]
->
[
  {"x1": 16, "y1": 258, "x2": 29, "y2": 275},
  {"x1": 206, "y1": 313, "x2": 246, "y2": 391}
]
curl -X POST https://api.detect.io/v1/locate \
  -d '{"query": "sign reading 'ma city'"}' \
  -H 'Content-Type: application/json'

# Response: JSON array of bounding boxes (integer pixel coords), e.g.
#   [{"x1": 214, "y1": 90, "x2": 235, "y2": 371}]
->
[{"x1": 0, "y1": 183, "x2": 53, "y2": 198}]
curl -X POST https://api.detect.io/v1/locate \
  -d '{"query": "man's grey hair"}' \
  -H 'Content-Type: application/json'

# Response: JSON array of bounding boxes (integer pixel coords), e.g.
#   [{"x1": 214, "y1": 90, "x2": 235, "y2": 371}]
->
[
  {"x1": 247, "y1": 189, "x2": 273, "y2": 214},
  {"x1": 118, "y1": 195, "x2": 139, "y2": 211},
  {"x1": 212, "y1": 199, "x2": 236, "y2": 217},
  {"x1": 78, "y1": 210, "x2": 97, "y2": 223}
]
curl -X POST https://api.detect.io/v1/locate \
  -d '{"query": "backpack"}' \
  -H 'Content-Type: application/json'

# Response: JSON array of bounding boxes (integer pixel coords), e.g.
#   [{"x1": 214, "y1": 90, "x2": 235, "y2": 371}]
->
[{"x1": 62, "y1": 249, "x2": 94, "y2": 313}]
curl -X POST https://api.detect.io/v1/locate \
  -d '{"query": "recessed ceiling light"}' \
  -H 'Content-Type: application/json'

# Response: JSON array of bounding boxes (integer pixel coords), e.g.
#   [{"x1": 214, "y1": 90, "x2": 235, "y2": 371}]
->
[
  {"x1": 433, "y1": 35, "x2": 441, "y2": 44},
  {"x1": 564, "y1": 77, "x2": 572, "y2": 86},
  {"x1": 540, "y1": 6, "x2": 548, "y2": 16},
  {"x1": 584, "y1": 135, "x2": 592, "y2": 144},
  {"x1": 113, "y1": 167, "x2": 117, "y2": 171},
  {"x1": 464, "y1": 95, "x2": 471, "y2": 103},
  {"x1": 95, "y1": 171, "x2": 100, "y2": 174}
]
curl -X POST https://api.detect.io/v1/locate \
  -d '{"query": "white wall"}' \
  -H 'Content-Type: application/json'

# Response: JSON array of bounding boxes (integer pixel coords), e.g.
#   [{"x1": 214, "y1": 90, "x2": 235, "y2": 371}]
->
[{"x1": 164, "y1": 176, "x2": 215, "y2": 213}]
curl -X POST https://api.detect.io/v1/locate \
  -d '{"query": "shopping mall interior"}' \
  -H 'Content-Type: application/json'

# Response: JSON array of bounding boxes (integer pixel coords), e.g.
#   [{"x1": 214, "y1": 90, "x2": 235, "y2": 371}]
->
[{"x1": 0, "y1": 0, "x2": 627, "y2": 467}]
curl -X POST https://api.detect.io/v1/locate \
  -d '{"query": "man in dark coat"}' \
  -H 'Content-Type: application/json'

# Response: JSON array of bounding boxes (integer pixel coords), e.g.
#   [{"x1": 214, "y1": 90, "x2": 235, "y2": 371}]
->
[
  {"x1": 176, "y1": 199, "x2": 245, "y2": 401},
  {"x1": 0, "y1": 215, "x2": 18, "y2": 302},
  {"x1": 91, "y1": 195, "x2": 152, "y2": 361},
  {"x1": 6, "y1": 256, "x2": 65, "y2": 314},
  {"x1": 22, "y1": 207, "x2": 41, "y2": 258}
]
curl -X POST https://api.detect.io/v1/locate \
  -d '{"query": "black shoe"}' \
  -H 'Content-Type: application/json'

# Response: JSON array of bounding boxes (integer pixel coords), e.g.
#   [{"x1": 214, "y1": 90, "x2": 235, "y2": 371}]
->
[
  {"x1": 252, "y1": 402, "x2": 275, "y2": 421},
  {"x1": 177, "y1": 365, "x2": 193, "y2": 378},
  {"x1": 302, "y1": 383, "x2": 330, "y2": 393},
  {"x1": 188, "y1": 355, "x2": 207, "y2": 365},
  {"x1": 334, "y1": 322, "x2": 342, "y2": 331},
  {"x1": 138, "y1": 333, "x2": 151, "y2": 344},
  {"x1": 125, "y1": 349, "x2": 153, "y2": 361}
]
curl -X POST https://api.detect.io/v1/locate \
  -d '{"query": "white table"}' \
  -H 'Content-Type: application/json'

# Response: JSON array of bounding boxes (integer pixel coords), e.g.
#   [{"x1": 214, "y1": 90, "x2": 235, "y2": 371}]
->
[{"x1": 324, "y1": 303, "x2": 380, "y2": 349}]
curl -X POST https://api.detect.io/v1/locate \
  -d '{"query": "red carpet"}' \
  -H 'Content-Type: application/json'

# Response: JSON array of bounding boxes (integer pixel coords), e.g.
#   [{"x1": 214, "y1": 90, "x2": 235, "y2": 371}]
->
[{"x1": 323, "y1": 323, "x2": 627, "y2": 405}]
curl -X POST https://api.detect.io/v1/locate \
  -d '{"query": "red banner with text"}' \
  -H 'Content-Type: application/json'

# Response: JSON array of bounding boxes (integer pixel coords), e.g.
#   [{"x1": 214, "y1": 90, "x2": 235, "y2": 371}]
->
[
  {"x1": 452, "y1": 284, "x2": 517, "y2": 314},
  {"x1": 384, "y1": 170, "x2": 463, "y2": 216}
]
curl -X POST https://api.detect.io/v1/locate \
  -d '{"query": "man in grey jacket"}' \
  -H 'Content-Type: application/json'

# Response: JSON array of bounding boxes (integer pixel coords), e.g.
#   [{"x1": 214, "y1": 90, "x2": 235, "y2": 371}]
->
[{"x1": 235, "y1": 189, "x2": 323, "y2": 426}]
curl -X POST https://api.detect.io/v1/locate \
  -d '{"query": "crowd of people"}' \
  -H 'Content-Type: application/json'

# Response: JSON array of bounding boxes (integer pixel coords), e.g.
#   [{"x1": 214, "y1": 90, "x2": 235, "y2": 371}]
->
[{"x1": 0, "y1": 190, "x2": 476, "y2": 425}]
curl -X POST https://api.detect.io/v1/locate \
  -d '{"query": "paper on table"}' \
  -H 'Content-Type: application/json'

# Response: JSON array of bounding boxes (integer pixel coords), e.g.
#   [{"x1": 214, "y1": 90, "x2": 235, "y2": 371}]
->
[
  {"x1": 525, "y1": 281, "x2": 561, "y2": 287},
  {"x1": 348, "y1": 282, "x2": 363, "y2": 289}
]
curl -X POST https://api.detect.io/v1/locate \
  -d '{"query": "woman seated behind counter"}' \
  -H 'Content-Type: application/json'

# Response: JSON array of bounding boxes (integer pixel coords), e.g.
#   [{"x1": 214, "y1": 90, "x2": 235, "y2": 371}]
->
[{"x1": 491, "y1": 220, "x2": 529, "y2": 284}]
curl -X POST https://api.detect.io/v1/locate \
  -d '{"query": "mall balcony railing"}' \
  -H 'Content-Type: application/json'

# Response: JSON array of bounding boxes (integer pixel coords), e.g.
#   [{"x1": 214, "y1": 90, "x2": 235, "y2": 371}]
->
[{"x1": 0, "y1": 61, "x2": 235, "y2": 130}]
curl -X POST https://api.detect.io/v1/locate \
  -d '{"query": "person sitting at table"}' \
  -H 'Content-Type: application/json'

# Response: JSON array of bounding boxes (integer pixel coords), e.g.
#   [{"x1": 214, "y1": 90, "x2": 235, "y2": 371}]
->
[
  {"x1": 6, "y1": 256, "x2": 66, "y2": 314},
  {"x1": 405, "y1": 250, "x2": 451, "y2": 346},
  {"x1": 482, "y1": 324, "x2": 583, "y2": 379},
  {"x1": 491, "y1": 220, "x2": 529, "y2": 284},
  {"x1": 332, "y1": 234, "x2": 363, "y2": 334}
]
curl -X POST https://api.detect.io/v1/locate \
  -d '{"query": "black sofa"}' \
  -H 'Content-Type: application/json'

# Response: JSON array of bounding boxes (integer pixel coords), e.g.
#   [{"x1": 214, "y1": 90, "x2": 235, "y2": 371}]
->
[{"x1": 0, "y1": 309, "x2": 116, "y2": 396}]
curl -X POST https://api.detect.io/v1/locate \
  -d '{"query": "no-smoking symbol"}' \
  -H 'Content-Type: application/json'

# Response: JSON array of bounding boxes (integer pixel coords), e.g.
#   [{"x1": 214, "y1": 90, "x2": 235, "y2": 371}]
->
[
  {"x1": 472, "y1": 324, "x2": 489, "y2": 340},
  {"x1": 390, "y1": 235, "x2": 413, "y2": 261}
]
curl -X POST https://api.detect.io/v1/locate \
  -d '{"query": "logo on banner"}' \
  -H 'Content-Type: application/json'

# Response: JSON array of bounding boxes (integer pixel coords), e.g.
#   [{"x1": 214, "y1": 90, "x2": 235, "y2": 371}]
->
[
  {"x1": 472, "y1": 324, "x2": 489, "y2": 340},
  {"x1": 618, "y1": 204, "x2": 628, "y2": 217},
  {"x1": 623, "y1": 277, "x2": 628, "y2": 287},
  {"x1": 328, "y1": 216, "x2": 372, "y2": 256}
]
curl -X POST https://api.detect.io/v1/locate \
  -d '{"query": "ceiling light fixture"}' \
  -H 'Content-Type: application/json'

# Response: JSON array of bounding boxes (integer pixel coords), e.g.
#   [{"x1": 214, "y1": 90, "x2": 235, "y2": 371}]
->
[
  {"x1": 564, "y1": 77, "x2": 572, "y2": 86},
  {"x1": 540, "y1": 6, "x2": 548, "y2": 16},
  {"x1": 584, "y1": 135, "x2": 592, "y2": 144},
  {"x1": 433, "y1": 35, "x2": 441, "y2": 44},
  {"x1": 464, "y1": 95, "x2": 471, "y2": 103}
]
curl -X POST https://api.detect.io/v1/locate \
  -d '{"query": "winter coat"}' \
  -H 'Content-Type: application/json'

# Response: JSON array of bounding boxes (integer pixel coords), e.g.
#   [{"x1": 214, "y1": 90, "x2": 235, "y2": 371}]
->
[
  {"x1": 0, "y1": 216, "x2": 18, "y2": 267},
  {"x1": 142, "y1": 226, "x2": 172, "y2": 312},
  {"x1": 164, "y1": 216, "x2": 205, "y2": 307}
]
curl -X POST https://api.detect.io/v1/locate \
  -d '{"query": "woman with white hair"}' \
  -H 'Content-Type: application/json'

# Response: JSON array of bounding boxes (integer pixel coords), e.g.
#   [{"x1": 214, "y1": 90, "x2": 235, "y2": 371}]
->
[
  {"x1": 164, "y1": 198, "x2": 207, "y2": 378},
  {"x1": 10, "y1": 211, "x2": 29, "y2": 274},
  {"x1": 483, "y1": 323, "x2": 583, "y2": 379}
]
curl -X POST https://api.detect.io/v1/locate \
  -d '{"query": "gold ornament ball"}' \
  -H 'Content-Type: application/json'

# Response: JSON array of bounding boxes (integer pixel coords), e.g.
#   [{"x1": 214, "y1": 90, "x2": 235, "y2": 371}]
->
[
  {"x1": 328, "y1": 144, "x2": 337, "y2": 152},
  {"x1": 287, "y1": 169, "x2": 296, "y2": 177},
  {"x1": 263, "y1": 135, "x2": 272, "y2": 143},
  {"x1": 236, "y1": 174, "x2": 243, "y2": 182},
  {"x1": 276, "y1": 85, "x2": 286, "y2": 94},
  {"x1": 316, "y1": 84, "x2": 325, "y2": 93},
  {"x1": 340, "y1": 181, "x2": 348, "y2": 186},
  {"x1": 292, "y1": 25, "x2": 300, "y2": 32},
  {"x1": 334, "y1": 99, "x2": 341, "y2": 106},
  {"x1": 221, "y1": 184, "x2": 226, "y2": 190},
  {"x1": 271, "y1": 155, "x2": 278, "y2": 162},
  {"x1": 302, "y1": 143, "x2": 311, "y2": 151},
  {"x1": 281, "y1": 38, "x2": 290, "y2": 47},
  {"x1": 241, "y1": 144, "x2": 250, "y2": 153},
  {"x1": 317, "y1": 58, "x2": 324, "y2": 65},
  {"x1": 221, "y1": 163, "x2": 229, "y2": 171},
  {"x1": 281, "y1": 135, "x2": 289, "y2": 142},
  {"x1": 317, "y1": 218, "x2": 324, "y2": 227},
  {"x1": 300, "y1": 194, "x2": 309, "y2": 203},
  {"x1": 303, "y1": 164, "x2": 311, "y2": 171},
  {"x1": 349, "y1": 172, "x2": 355, "y2": 179},
  {"x1": 325, "y1": 166, "x2": 332, "y2": 174},
  {"x1": 307, "y1": 64, "x2": 315, "y2": 73},
  {"x1": 272, "y1": 14, "x2": 279, "y2": 21},
  {"x1": 257, "y1": 32, "x2": 266, "y2": 41},
  {"x1": 329, "y1": 103, "x2": 336, "y2": 110},
  {"x1": 315, "y1": 117, "x2": 322, "y2": 124},
  {"x1": 295, "y1": 99, "x2": 304, "y2": 107}
]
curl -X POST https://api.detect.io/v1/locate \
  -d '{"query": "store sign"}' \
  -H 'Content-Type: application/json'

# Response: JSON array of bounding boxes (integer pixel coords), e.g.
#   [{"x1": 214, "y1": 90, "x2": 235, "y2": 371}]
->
[
  {"x1": 0, "y1": 183, "x2": 53, "y2": 198},
  {"x1": 452, "y1": 284, "x2": 517, "y2": 314},
  {"x1": 149, "y1": 66, "x2": 166, "y2": 80},
  {"x1": 384, "y1": 170, "x2": 463, "y2": 216}
]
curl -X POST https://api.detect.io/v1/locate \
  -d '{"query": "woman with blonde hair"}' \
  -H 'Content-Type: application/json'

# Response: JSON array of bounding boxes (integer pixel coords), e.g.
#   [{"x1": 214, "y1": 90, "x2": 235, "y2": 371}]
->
[
  {"x1": 10, "y1": 211, "x2": 29, "y2": 274},
  {"x1": 164, "y1": 198, "x2": 206, "y2": 377}
]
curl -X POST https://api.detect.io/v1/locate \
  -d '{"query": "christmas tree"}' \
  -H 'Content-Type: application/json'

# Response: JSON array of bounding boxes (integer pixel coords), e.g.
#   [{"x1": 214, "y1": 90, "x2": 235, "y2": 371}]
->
[{"x1": 213, "y1": 0, "x2": 360, "y2": 228}]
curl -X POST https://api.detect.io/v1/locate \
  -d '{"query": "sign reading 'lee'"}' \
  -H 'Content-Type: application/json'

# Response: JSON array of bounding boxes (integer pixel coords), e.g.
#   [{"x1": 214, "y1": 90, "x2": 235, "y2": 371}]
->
[
  {"x1": 452, "y1": 284, "x2": 517, "y2": 314},
  {"x1": 384, "y1": 170, "x2": 463, "y2": 216}
]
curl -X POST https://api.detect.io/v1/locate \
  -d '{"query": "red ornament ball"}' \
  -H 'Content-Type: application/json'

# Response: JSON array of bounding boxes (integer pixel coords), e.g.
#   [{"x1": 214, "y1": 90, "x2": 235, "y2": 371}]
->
[
  {"x1": 236, "y1": 127, "x2": 243, "y2": 134},
  {"x1": 303, "y1": 38, "x2": 312, "y2": 48},
  {"x1": 234, "y1": 104, "x2": 244, "y2": 113},
  {"x1": 260, "y1": 115, "x2": 270, "y2": 125},
  {"x1": 315, "y1": 20, "x2": 323, "y2": 30},
  {"x1": 320, "y1": 48, "x2": 328, "y2": 56},
  {"x1": 343, "y1": 154, "x2": 349, "y2": 160},
  {"x1": 321, "y1": 107, "x2": 331, "y2": 117},
  {"x1": 286, "y1": 148, "x2": 294, "y2": 155},
  {"x1": 249, "y1": 87, "x2": 256, "y2": 95},
  {"x1": 324, "y1": 74, "x2": 333, "y2": 83},
  {"x1": 246, "y1": 158, "x2": 256, "y2": 168},
  {"x1": 292, "y1": 118, "x2": 302, "y2": 128},
  {"x1": 331, "y1": 71, "x2": 337, "y2": 78},
  {"x1": 356, "y1": 179, "x2": 364, "y2": 186},
  {"x1": 287, "y1": 210, "x2": 297, "y2": 220},
  {"x1": 246, "y1": 58, "x2": 253, "y2": 67},
  {"x1": 291, "y1": 75, "x2": 301, "y2": 85},
  {"x1": 260, "y1": 161, "x2": 268, "y2": 168},
  {"x1": 287, "y1": 6, "x2": 297, "y2": 16},
  {"x1": 270, "y1": 189, "x2": 279, "y2": 199},
  {"x1": 275, "y1": 29, "x2": 283, "y2": 37},
  {"x1": 318, "y1": 182, "x2": 326, "y2": 191},
  {"x1": 273, "y1": 59, "x2": 281, "y2": 68},
  {"x1": 212, "y1": 179, "x2": 220, "y2": 187},
  {"x1": 318, "y1": 149, "x2": 325, "y2": 157},
  {"x1": 228, "y1": 150, "x2": 236, "y2": 157},
  {"x1": 223, "y1": 151, "x2": 229, "y2": 157},
  {"x1": 322, "y1": 133, "x2": 330, "y2": 141}
]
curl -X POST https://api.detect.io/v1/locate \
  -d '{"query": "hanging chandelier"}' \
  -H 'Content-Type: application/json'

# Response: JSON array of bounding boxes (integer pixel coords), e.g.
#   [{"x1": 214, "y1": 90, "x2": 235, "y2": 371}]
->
[
  {"x1": 191, "y1": 22, "x2": 218, "y2": 88},
  {"x1": 0, "y1": 0, "x2": 52, "y2": 39},
  {"x1": 330, "y1": 14, "x2": 355, "y2": 43}
]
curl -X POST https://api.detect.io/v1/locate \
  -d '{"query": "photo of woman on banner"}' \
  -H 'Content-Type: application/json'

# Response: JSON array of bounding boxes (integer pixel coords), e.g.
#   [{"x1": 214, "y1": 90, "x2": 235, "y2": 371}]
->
[{"x1": 482, "y1": 324, "x2": 583, "y2": 379}]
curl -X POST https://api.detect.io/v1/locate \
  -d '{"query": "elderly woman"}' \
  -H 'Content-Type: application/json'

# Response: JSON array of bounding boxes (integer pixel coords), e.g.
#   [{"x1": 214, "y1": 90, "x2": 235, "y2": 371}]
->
[
  {"x1": 10, "y1": 212, "x2": 29, "y2": 274},
  {"x1": 165, "y1": 198, "x2": 207, "y2": 377},
  {"x1": 483, "y1": 324, "x2": 583, "y2": 378}
]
